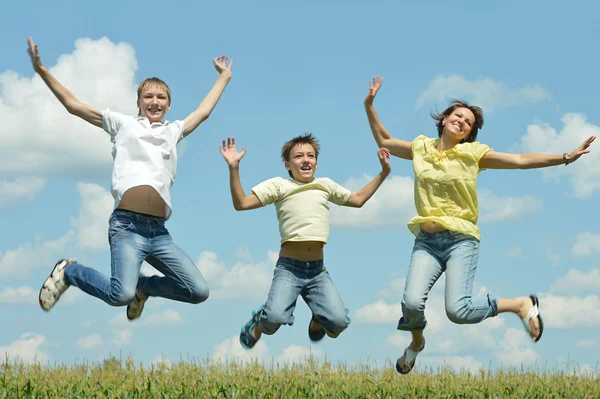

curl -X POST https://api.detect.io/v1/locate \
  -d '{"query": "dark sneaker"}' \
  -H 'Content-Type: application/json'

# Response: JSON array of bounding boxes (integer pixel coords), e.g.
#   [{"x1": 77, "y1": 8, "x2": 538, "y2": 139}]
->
[
  {"x1": 308, "y1": 314, "x2": 326, "y2": 342},
  {"x1": 126, "y1": 289, "x2": 147, "y2": 321},
  {"x1": 239, "y1": 307, "x2": 263, "y2": 349}
]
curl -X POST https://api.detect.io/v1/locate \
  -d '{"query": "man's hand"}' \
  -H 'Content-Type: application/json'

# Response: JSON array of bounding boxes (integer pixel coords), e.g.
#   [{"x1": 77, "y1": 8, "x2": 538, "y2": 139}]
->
[
  {"x1": 378, "y1": 147, "x2": 391, "y2": 175},
  {"x1": 219, "y1": 136, "x2": 246, "y2": 168},
  {"x1": 27, "y1": 36, "x2": 43, "y2": 73},
  {"x1": 213, "y1": 55, "x2": 233, "y2": 78},
  {"x1": 364, "y1": 75, "x2": 383, "y2": 106}
]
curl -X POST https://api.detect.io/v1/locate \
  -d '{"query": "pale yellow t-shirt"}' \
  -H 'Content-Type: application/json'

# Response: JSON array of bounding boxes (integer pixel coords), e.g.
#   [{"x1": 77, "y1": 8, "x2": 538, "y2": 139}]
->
[
  {"x1": 252, "y1": 177, "x2": 352, "y2": 244},
  {"x1": 407, "y1": 135, "x2": 492, "y2": 240}
]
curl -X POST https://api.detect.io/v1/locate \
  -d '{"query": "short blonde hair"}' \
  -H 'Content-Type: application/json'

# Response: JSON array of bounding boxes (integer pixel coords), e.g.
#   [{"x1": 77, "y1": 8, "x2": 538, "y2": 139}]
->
[{"x1": 137, "y1": 77, "x2": 171, "y2": 105}]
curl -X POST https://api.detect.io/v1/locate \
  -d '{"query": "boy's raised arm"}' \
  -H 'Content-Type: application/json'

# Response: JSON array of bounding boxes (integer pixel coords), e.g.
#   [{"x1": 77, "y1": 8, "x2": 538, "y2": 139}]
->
[
  {"x1": 219, "y1": 137, "x2": 263, "y2": 211},
  {"x1": 183, "y1": 55, "x2": 233, "y2": 137},
  {"x1": 344, "y1": 148, "x2": 391, "y2": 208},
  {"x1": 28, "y1": 37, "x2": 103, "y2": 128}
]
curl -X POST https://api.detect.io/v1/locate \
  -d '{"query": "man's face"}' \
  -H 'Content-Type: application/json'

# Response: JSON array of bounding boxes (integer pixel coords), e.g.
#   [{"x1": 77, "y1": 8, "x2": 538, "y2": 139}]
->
[{"x1": 286, "y1": 143, "x2": 317, "y2": 182}]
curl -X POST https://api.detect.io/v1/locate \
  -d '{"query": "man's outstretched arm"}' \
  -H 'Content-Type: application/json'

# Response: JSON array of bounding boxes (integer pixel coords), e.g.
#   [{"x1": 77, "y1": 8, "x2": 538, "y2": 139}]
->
[
  {"x1": 28, "y1": 37, "x2": 102, "y2": 128},
  {"x1": 183, "y1": 55, "x2": 233, "y2": 137}
]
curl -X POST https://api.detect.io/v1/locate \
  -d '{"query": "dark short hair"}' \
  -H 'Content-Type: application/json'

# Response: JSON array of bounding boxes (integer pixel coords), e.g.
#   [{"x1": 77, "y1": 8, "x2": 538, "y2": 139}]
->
[
  {"x1": 431, "y1": 99, "x2": 484, "y2": 143},
  {"x1": 281, "y1": 133, "x2": 320, "y2": 178}
]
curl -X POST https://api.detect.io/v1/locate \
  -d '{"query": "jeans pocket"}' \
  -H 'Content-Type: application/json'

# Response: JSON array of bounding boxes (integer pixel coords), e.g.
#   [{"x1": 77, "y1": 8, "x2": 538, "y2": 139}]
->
[{"x1": 108, "y1": 219, "x2": 135, "y2": 240}]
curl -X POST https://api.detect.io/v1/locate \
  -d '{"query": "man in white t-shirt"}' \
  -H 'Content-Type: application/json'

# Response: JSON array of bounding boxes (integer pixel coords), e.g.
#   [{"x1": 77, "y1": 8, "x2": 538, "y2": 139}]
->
[
  {"x1": 219, "y1": 134, "x2": 391, "y2": 348},
  {"x1": 28, "y1": 36, "x2": 233, "y2": 320}
]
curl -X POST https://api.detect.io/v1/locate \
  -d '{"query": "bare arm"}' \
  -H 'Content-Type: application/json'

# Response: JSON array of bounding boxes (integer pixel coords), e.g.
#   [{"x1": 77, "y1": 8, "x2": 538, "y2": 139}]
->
[
  {"x1": 364, "y1": 76, "x2": 412, "y2": 160},
  {"x1": 183, "y1": 55, "x2": 233, "y2": 137},
  {"x1": 219, "y1": 137, "x2": 263, "y2": 211},
  {"x1": 344, "y1": 148, "x2": 392, "y2": 208},
  {"x1": 27, "y1": 37, "x2": 102, "y2": 128},
  {"x1": 480, "y1": 136, "x2": 596, "y2": 169}
]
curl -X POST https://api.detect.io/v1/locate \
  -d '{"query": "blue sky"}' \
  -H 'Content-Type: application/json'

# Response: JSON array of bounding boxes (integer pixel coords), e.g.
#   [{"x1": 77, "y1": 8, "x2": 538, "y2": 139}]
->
[{"x1": 1, "y1": 0, "x2": 599, "y2": 373}]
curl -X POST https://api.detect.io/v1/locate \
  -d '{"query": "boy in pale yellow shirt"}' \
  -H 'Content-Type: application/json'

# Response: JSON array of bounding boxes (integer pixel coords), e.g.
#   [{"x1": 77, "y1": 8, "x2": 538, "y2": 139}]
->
[{"x1": 220, "y1": 134, "x2": 391, "y2": 348}]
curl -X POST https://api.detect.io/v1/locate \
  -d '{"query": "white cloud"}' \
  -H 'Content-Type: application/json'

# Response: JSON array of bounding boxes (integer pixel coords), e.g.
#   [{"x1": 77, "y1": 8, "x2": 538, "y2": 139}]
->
[
  {"x1": 377, "y1": 278, "x2": 406, "y2": 299},
  {"x1": 71, "y1": 183, "x2": 113, "y2": 250},
  {"x1": 275, "y1": 345, "x2": 323, "y2": 365},
  {"x1": 575, "y1": 339, "x2": 600, "y2": 349},
  {"x1": 0, "y1": 231, "x2": 74, "y2": 280},
  {"x1": 572, "y1": 232, "x2": 600, "y2": 257},
  {"x1": 151, "y1": 355, "x2": 172, "y2": 368},
  {"x1": 80, "y1": 319, "x2": 94, "y2": 328},
  {"x1": 0, "y1": 285, "x2": 36, "y2": 304},
  {"x1": 539, "y1": 293, "x2": 600, "y2": 328},
  {"x1": 112, "y1": 329, "x2": 133, "y2": 346},
  {"x1": 504, "y1": 246, "x2": 523, "y2": 258},
  {"x1": 110, "y1": 309, "x2": 183, "y2": 328},
  {"x1": 354, "y1": 299, "x2": 401, "y2": 324},
  {"x1": 75, "y1": 333, "x2": 103, "y2": 350},
  {"x1": 331, "y1": 175, "x2": 414, "y2": 228},
  {"x1": 0, "y1": 178, "x2": 46, "y2": 210},
  {"x1": 197, "y1": 250, "x2": 278, "y2": 300},
  {"x1": 0, "y1": 37, "x2": 138, "y2": 178},
  {"x1": 235, "y1": 247, "x2": 253, "y2": 262},
  {"x1": 415, "y1": 74, "x2": 551, "y2": 112},
  {"x1": 518, "y1": 113, "x2": 600, "y2": 199},
  {"x1": 478, "y1": 189, "x2": 543, "y2": 223},
  {"x1": 212, "y1": 335, "x2": 270, "y2": 364},
  {"x1": 495, "y1": 328, "x2": 540, "y2": 366},
  {"x1": 0, "y1": 333, "x2": 49, "y2": 363},
  {"x1": 550, "y1": 268, "x2": 600, "y2": 295}
]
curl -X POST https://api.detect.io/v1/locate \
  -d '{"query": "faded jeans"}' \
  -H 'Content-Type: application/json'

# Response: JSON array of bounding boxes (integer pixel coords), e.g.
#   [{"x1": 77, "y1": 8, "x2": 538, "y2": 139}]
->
[
  {"x1": 397, "y1": 230, "x2": 498, "y2": 331},
  {"x1": 64, "y1": 209, "x2": 209, "y2": 306},
  {"x1": 258, "y1": 257, "x2": 350, "y2": 337}
]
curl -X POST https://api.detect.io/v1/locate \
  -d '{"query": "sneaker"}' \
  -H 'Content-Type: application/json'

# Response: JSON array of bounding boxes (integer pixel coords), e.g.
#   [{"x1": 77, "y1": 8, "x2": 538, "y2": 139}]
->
[
  {"x1": 239, "y1": 307, "x2": 263, "y2": 349},
  {"x1": 126, "y1": 289, "x2": 147, "y2": 321},
  {"x1": 308, "y1": 314, "x2": 326, "y2": 342},
  {"x1": 39, "y1": 258, "x2": 75, "y2": 311}
]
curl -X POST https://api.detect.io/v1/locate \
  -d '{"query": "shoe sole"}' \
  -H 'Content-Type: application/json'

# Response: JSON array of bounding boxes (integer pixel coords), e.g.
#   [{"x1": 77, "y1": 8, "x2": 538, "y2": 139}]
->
[{"x1": 39, "y1": 259, "x2": 70, "y2": 312}]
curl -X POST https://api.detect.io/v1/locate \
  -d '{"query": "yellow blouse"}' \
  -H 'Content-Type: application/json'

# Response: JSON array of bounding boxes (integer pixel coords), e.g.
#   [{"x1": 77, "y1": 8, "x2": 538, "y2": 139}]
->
[{"x1": 407, "y1": 135, "x2": 492, "y2": 240}]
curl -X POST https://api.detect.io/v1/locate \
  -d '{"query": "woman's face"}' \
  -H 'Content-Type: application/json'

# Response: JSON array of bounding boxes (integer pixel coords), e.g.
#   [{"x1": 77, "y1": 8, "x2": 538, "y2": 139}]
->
[{"x1": 442, "y1": 107, "x2": 475, "y2": 142}]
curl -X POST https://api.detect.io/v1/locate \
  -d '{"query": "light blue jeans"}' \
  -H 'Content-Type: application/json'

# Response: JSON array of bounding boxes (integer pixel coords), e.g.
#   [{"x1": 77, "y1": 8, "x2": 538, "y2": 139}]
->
[
  {"x1": 64, "y1": 209, "x2": 209, "y2": 306},
  {"x1": 258, "y1": 257, "x2": 350, "y2": 337},
  {"x1": 397, "y1": 230, "x2": 498, "y2": 331}
]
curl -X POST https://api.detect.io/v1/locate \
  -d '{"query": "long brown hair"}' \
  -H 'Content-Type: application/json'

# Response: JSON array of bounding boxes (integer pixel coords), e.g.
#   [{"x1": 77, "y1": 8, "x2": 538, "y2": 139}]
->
[{"x1": 431, "y1": 99, "x2": 484, "y2": 143}]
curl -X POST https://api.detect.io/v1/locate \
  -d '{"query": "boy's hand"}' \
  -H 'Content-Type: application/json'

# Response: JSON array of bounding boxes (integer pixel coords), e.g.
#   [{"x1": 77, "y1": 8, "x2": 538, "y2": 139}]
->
[
  {"x1": 213, "y1": 55, "x2": 233, "y2": 78},
  {"x1": 27, "y1": 36, "x2": 43, "y2": 73},
  {"x1": 219, "y1": 137, "x2": 246, "y2": 168},
  {"x1": 378, "y1": 147, "x2": 391, "y2": 175},
  {"x1": 565, "y1": 135, "x2": 595, "y2": 164},
  {"x1": 364, "y1": 75, "x2": 383, "y2": 106}
]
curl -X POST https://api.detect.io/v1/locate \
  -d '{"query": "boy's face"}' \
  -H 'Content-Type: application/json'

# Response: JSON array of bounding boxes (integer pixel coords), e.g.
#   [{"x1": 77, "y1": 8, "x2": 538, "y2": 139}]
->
[
  {"x1": 286, "y1": 143, "x2": 317, "y2": 182},
  {"x1": 137, "y1": 85, "x2": 171, "y2": 123}
]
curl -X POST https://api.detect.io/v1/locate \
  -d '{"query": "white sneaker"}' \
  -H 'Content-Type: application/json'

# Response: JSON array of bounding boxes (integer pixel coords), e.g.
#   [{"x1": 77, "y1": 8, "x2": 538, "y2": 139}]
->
[
  {"x1": 126, "y1": 289, "x2": 147, "y2": 321},
  {"x1": 39, "y1": 259, "x2": 75, "y2": 311}
]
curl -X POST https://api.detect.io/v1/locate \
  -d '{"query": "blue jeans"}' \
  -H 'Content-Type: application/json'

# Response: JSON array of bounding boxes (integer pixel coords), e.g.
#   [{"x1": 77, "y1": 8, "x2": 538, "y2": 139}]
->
[
  {"x1": 64, "y1": 209, "x2": 209, "y2": 306},
  {"x1": 258, "y1": 257, "x2": 350, "y2": 338},
  {"x1": 397, "y1": 230, "x2": 498, "y2": 331}
]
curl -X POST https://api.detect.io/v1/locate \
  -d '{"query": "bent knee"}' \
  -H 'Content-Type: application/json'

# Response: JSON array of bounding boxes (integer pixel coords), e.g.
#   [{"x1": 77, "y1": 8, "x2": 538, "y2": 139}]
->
[
  {"x1": 322, "y1": 314, "x2": 350, "y2": 338},
  {"x1": 107, "y1": 288, "x2": 136, "y2": 307},
  {"x1": 446, "y1": 306, "x2": 470, "y2": 325},
  {"x1": 188, "y1": 283, "x2": 209, "y2": 304}
]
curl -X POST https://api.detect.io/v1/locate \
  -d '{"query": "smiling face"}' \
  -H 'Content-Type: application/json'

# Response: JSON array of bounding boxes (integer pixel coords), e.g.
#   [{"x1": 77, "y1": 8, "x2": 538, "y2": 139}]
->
[
  {"x1": 442, "y1": 107, "x2": 475, "y2": 142},
  {"x1": 136, "y1": 78, "x2": 172, "y2": 123},
  {"x1": 285, "y1": 143, "x2": 318, "y2": 183}
]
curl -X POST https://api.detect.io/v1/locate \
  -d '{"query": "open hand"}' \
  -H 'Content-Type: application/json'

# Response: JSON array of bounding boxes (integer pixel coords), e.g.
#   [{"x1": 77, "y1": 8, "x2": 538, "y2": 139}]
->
[
  {"x1": 378, "y1": 147, "x2": 391, "y2": 175},
  {"x1": 219, "y1": 137, "x2": 246, "y2": 167},
  {"x1": 27, "y1": 36, "x2": 43, "y2": 72},
  {"x1": 213, "y1": 55, "x2": 233, "y2": 78},
  {"x1": 566, "y1": 135, "x2": 596, "y2": 164},
  {"x1": 365, "y1": 75, "x2": 383, "y2": 105}
]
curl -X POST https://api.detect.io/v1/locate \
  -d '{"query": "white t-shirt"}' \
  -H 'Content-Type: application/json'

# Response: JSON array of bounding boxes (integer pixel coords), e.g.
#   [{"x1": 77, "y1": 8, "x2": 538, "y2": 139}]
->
[
  {"x1": 102, "y1": 109, "x2": 185, "y2": 220},
  {"x1": 251, "y1": 177, "x2": 352, "y2": 244}
]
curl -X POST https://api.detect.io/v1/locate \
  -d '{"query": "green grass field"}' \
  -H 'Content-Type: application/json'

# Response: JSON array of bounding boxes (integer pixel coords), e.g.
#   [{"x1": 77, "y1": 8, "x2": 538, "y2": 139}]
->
[{"x1": 1, "y1": 357, "x2": 598, "y2": 398}]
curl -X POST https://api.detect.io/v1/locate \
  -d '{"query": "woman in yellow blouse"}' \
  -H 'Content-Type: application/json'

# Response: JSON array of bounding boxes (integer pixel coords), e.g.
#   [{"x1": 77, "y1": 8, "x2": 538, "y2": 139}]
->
[{"x1": 364, "y1": 76, "x2": 595, "y2": 375}]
